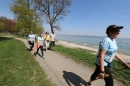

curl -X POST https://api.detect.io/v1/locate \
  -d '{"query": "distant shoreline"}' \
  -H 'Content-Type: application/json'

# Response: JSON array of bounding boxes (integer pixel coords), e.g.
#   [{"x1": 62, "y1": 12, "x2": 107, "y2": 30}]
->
[
  {"x1": 56, "y1": 40, "x2": 130, "y2": 62},
  {"x1": 56, "y1": 34, "x2": 130, "y2": 39}
]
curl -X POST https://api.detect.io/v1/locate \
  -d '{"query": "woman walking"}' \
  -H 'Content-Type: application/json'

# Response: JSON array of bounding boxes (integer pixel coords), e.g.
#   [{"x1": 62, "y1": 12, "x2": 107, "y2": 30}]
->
[
  {"x1": 28, "y1": 31, "x2": 35, "y2": 52},
  {"x1": 86, "y1": 24, "x2": 130, "y2": 86},
  {"x1": 44, "y1": 32, "x2": 50, "y2": 51},
  {"x1": 35, "y1": 34, "x2": 45, "y2": 58}
]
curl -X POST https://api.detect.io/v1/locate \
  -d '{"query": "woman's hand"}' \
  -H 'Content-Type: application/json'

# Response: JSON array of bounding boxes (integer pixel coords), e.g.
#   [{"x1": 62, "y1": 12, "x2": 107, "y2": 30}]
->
[
  {"x1": 124, "y1": 63, "x2": 130, "y2": 69},
  {"x1": 96, "y1": 73, "x2": 105, "y2": 79}
]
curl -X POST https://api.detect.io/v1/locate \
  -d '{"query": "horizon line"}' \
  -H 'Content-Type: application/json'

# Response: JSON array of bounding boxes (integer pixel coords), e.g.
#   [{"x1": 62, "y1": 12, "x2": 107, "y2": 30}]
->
[{"x1": 56, "y1": 34, "x2": 130, "y2": 39}]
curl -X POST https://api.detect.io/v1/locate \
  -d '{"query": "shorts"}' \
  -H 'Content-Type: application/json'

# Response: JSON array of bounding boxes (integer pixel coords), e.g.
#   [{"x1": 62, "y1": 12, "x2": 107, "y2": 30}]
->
[
  {"x1": 29, "y1": 41, "x2": 34, "y2": 45},
  {"x1": 50, "y1": 41, "x2": 55, "y2": 47}
]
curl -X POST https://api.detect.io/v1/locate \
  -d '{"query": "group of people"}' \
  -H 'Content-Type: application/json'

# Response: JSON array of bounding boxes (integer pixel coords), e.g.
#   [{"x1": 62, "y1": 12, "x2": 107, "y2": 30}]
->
[
  {"x1": 28, "y1": 30, "x2": 56, "y2": 59},
  {"x1": 28, "y1": 24, "x2": 130, "y2": 86}
]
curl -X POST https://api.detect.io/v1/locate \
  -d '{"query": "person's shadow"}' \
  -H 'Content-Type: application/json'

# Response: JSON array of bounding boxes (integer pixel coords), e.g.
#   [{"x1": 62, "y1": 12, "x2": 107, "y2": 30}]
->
[{"x1": 63, "y1": 71, "x2": 87, "y2": 86}]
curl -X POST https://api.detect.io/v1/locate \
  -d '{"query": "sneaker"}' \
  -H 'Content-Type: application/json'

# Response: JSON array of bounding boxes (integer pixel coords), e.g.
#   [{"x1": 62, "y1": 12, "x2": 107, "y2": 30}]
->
[
  {"x1": 35, "y1": 54, "x2": 38, "y2": 57},
  {"x1": 42, "y1": 56, "x2": 45, "y2": 59}
]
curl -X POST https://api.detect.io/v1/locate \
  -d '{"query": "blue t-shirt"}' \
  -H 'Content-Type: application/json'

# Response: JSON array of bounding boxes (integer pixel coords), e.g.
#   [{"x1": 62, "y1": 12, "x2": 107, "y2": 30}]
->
[
  {"x1": 28, "y1": 34, "x2": 35, "y2": 42},
  {"x1": 95, "y1": 37, "x2": 118, "y2": 66},
  {"x1": 37, "y1": 37, "x2": 44, "y2": 45}
]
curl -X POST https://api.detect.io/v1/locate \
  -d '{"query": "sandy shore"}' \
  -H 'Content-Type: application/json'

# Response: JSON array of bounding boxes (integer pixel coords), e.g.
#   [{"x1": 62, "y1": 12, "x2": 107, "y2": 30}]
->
[{"x1": 56, "y1": 40, "x2": 130, "y2": 62}]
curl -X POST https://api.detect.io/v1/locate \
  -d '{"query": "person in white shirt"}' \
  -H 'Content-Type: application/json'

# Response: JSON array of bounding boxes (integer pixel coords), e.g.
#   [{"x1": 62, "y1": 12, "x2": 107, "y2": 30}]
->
[
  {"x1": 50, "y1": 30, "x2": 56, "y2": 51},
  {"x1": 35, "y1": 34, "x2": 45, "y2": 58},
  {"x1": 28, "y1": 31, "x2": 35, "y2": 51}
]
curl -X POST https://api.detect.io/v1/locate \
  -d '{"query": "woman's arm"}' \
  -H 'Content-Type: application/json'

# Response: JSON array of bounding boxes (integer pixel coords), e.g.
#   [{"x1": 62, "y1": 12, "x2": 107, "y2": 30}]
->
[
  {"x1": 115, "y1": 53, "x2": 130, "y2": 68},
  {"x1": 99, "y1": 49, "x2": 106, "y2": 72},
  {"x1": 97, "y1": 49, "x2": 107, "y2": 79}
]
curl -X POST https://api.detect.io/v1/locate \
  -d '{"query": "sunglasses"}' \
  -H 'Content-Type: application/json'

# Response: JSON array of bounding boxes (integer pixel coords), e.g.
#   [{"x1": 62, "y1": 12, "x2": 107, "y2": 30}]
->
[{"x1": 112, "y1": 29, "x2": 120, "y2": 32}]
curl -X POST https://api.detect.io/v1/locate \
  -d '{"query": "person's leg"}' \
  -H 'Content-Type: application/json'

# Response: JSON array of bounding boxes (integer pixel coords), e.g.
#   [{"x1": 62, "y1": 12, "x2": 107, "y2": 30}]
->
[
  {"x1": 104, "y1": 67, "x2": 113, "y2": 86},
  {"x1": 30, "y1": 42, "x2": 34, "y2": 51},
  {"x1": 40, "y1": 46, "x2": 45, "y2": 58},
  {"x1": 87, "y1": 64, "x2": 100, "y2": 85},
  {"x1": 47, "y1": 41, "x2": 49, "y2": 49},
  {"x1": 52, "y1": 41, "x2": 54, "y2": 51},
  {"x1": 37, "y1": 45, "x2": 40, "y2": 50},
  {"x1": 48, "y1": 41, "x2": 51, "y2": 50},
  {"x1": 45, "y1": 41, "x2": 48, "y2": 50},
  {"x1": 31, "y1": 42, "x2": 34, "y2": 50},
  {"x1": 50, "y1": 41, "x2": 52, "y2": 50},
  {"x1": 52, "y1": 41, "x2": 55, "y2": 51},
  {"x1": 29, "y1": 41, "x2": 32, "y2": 50},
  {"x1": 40, "y1": 46, "x2": 43, "y2": 56},
  {"x1": 35, "y1": 46, "x2": 40, "y2": 56}
]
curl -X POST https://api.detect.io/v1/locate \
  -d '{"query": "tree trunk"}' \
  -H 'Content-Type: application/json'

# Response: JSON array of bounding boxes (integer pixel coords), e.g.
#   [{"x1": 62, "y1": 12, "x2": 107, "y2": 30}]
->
[{"x1": 50, "y1": 24, "x2": 53, "y2": 33}]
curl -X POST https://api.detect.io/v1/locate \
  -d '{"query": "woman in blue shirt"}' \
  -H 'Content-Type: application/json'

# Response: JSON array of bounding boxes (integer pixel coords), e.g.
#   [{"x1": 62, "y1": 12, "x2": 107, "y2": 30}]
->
[
  {"x1": 35, "y1": 34, "x2": 45, "y2": 58},
  {"x1": 86, "y1": 25, "x2": 130, "y2": 86},
  {"x1": 28, "y1": 31, "x2": 35, "y2": 51}
]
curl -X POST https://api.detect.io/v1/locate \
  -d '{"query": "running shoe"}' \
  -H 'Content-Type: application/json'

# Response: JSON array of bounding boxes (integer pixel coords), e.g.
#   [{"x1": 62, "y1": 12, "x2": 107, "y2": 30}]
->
[
  {"x1": 42, "y1": 56, "x2": 45, "y2": 59},
  {"x1": 35, "y1": 54, "x2": 38, "y2": 57}
]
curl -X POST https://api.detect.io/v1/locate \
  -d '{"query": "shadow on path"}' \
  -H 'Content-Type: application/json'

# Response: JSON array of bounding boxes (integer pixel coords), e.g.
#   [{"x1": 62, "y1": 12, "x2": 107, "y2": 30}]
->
[{"x1": 63, "y1": 71, "x2": 87, "y2": 86}]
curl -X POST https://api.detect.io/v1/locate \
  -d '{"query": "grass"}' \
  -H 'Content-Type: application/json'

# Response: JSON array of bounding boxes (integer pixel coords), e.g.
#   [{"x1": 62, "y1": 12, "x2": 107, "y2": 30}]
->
[
  {"x1": 0, "y1": 33, "x2": 5, "y2": 37},
  {"x1": 55, "y1": 45, "x2": 96, "y2": 68},
  {"x1": 54, "y1": 44, "x2": 130, "y2": 86},
  {"x1": 0, "y1": 36, "x2": 56, "y2": 86}
]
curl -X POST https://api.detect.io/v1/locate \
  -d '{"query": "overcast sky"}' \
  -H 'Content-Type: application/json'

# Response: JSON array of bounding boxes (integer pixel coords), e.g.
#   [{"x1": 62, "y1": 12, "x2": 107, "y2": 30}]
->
[{"x1": 1, "y1": 0, "x2": 130, "y2": 38}]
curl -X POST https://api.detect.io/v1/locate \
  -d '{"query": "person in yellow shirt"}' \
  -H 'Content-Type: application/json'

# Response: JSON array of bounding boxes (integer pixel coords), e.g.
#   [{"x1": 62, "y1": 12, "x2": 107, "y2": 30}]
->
[{"x1": 44, "y1": 32, "x2": 50, "y2": 51}]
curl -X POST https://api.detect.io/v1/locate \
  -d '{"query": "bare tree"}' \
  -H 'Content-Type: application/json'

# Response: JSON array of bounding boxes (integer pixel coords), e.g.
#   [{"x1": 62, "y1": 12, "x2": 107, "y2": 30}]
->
[{"x1": 34, "y1": 0, "x2": 71, "y2": 32}]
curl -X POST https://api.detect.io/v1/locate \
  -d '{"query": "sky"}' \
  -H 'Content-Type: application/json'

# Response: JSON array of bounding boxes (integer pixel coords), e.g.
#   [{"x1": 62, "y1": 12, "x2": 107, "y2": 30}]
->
[{"x1": 0, "y1": 0, "x2": 130, "y2": 38}]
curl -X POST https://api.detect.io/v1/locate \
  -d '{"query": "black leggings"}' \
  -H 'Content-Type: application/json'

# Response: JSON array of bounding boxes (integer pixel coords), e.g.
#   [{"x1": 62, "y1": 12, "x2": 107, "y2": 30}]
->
[
  {"x1": 36, "y1": 45, "x2": 44, "y2": 56},
  {"x1": 90, "y1": 64, "x2": 113, "y2": 86},
  {"x1": 29, "y1": 41, "x2": 34, "y2": 51}
]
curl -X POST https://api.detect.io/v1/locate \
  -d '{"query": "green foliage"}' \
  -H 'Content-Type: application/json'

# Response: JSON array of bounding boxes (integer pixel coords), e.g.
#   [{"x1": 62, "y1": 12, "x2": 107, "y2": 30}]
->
[
  {"x1": 0, "y1": 22, "x2": 4, "y2": 31},
  {"x1": 0, "y1": 37, "x2": 56, "y2": 86},
  {"x1": 55, "y1": 45, "x2": 130, "y2": 86},
  {"x1": 55, "y1": 45, "x2": 96, "y2": 67},
  {"x1": 10, "y1": 0, "x2": 44, "y2": 34}
]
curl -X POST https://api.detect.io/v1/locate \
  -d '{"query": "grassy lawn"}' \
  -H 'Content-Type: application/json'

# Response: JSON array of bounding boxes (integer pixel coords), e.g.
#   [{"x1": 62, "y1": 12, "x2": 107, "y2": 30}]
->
[
  {"x1": 55, "y1": 44, "x2": 130, "y2": 86},
  {"x1": 0, "y1": 36, "x2": 56, "y2": 86},
  {"x1": 0, "y1": 33, "x2": 5, "y2": 37}
]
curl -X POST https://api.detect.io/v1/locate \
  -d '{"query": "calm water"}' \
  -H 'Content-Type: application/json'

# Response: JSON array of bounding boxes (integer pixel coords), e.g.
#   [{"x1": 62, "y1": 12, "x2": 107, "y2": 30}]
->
[{"x1": 56, "y1": 35, "x2": 130, "y2": 56}]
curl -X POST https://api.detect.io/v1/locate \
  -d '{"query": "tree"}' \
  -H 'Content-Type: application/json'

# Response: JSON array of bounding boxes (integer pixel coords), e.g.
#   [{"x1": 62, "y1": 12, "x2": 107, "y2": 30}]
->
[
  {"x1": 3, "y1": 18, "x2": 16, "y2": 32},
  {"x1": 0, "y1": 17, "x2": 16, "y2": 33},
  {"x1": 33, "y1": 0, "x2": 71, "y2": 32},
  {"x1": 0, "y1": 22, "x2": 4, "y2": 32},
  {"x1": 10, "y1": 0, "x2": 44, "y2": 34},
  {"x1": 0, "y1": 17, "x2": 6, "y2": 32}
]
